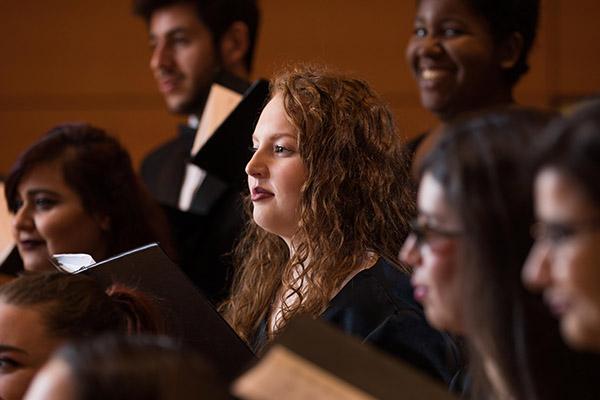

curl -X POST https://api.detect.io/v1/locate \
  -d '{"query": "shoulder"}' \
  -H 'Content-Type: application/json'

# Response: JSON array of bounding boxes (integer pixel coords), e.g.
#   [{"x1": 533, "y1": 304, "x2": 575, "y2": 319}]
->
[
  {"x1": 322, "y1": 258, "x2": 463, "y2": 384},
  {"x1": 141, "y1": 132, "x2": 194, "y2": 174},
  {"x1": 324, "y1": 258, "x2": 420, "y2": 318}
]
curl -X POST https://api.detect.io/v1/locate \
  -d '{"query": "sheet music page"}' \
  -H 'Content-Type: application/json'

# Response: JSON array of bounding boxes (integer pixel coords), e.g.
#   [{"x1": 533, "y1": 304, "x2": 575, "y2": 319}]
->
[
  {"x1": 191, "y1": 83, "x2": 243, "y2": 156},
  {"x1": 232, "y1": 346, "x2": 376, "y2": 400}
]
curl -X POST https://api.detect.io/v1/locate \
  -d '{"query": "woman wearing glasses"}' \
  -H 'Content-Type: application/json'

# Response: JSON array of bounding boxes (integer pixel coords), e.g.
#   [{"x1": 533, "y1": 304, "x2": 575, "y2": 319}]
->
[
  {"x1": 401, "y1": 107, "x2": 600, "y2": 399},
  {"x1": 523, "y1": 99, "x2": 600, "y2": 353}
]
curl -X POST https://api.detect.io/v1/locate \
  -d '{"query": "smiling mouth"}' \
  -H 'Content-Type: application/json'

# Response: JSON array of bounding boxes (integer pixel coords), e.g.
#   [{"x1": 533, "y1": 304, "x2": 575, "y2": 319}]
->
[{"x1": 418, "y1": 67, "x2": 454, "y2": 85}]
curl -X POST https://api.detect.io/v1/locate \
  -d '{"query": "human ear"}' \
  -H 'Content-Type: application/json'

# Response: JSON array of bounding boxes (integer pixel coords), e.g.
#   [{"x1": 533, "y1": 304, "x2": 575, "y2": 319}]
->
[
  {"x1": 219, "y1": 21, "x2": 251, "y2": 76},
  {"x1": 498, "y1": 32, "x2": 524, "y2": 70}
]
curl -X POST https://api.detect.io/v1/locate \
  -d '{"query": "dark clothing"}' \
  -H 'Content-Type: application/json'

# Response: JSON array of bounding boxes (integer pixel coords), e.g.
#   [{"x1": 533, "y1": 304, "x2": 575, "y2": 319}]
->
[
  {"x1": 406, "y1": 131, "x2": 428, "y2": 160},
  {"x1": 251, "y1": 258, "x2": 463, "y2": 386},
  {"x1": 0, "y1": 246, "x2": 23, "y2": 275},
  {"x1": 141, "y1": 125, "x2": 245, "y2": 304}
]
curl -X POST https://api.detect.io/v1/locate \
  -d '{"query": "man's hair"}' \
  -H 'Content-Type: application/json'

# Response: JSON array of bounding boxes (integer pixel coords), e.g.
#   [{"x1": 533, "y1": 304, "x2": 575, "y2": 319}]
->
[{"x1": 133, "y1": 0, "x2": 260, "y2": 72}]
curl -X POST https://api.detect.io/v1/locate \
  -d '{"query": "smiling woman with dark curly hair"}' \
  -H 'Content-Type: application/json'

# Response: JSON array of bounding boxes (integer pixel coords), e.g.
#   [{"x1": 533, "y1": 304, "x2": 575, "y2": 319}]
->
[{"x1": 220, "y1": 65, "x2": 462, "y2": 385}]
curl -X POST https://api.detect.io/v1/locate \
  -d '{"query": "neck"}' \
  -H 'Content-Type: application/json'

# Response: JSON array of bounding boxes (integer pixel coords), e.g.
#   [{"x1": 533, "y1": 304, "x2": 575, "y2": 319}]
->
[{"x1": 438, "y1": 89, "x2": 515, "y2": 123}]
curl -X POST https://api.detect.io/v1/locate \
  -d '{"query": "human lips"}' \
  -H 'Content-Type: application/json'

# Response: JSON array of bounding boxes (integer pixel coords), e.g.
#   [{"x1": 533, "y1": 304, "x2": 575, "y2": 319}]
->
[
  {"x1": 251, "y1": 186, "x2": 274, "y2": 202},
  {"x1": 411, "y1": 278, "x2": 429, "y2": 303},
  {"x1": 544, "y1": 292, "x2": 571, "y2": 317},
  {"x1": 417, "y1": 66, "x2": 455, "y2": 89},
  {"x1": 17, "y1": 237, "x2": 46, "y2": 252},
  {"x1": 155, "y1": 74, "x2": 183, "y2": 94}
]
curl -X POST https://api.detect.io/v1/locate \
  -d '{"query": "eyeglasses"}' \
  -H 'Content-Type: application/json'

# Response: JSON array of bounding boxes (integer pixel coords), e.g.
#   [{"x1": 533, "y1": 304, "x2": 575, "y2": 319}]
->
[
  {"x1": 408, "y1": 218, "x2": 463, "y2": 248},
  {"x1": 530, "y1": 219, "x2": 600, "y2": 245}
]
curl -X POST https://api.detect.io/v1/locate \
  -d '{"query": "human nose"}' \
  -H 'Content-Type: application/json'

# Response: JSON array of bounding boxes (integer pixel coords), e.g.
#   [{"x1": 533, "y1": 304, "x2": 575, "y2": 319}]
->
[
  {"x1": 12, "y1": 204, "x2": 34, "y2": 234},
  {"x1": 150, "y1": 41, "x2": 173, "y2": 72},
  {"x1": 416, "y1": 34, "x2": 443, "y2": 58},
  {"x1": 245, "y1": 150, "x2": 268, "y2": 178},
  {"x1": 522, "y1": 242, "x2": 552, "y2": 292},
  {"x1": 400, "y1": 233, "x2": 422, "y2": 269}
]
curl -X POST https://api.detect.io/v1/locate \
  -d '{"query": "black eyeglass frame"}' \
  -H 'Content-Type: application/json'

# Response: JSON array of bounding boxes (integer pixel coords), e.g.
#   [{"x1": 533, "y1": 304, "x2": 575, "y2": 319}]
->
[
  {"x1": 408, "y1": 218, "x2": 463, "y2": 247},
  {"x1": 530, "y1": 219, "x2": 600, "y2": 244}
]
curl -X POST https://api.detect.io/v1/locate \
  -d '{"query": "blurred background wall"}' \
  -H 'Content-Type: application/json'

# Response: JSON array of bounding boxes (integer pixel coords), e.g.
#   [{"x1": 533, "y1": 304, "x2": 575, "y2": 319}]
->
[{"x1": 1, "y1": 0, "x2": 599, "y2": 174}]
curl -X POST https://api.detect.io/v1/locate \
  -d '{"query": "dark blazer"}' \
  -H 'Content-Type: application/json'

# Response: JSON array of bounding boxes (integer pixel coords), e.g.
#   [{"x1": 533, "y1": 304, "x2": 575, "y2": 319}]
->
[
  {"x1": 251, "y1": 258, "x2": 463, "y2": 386},
  {"x1": 140, "y1": 125, "x2": 246, "y2": 303}
]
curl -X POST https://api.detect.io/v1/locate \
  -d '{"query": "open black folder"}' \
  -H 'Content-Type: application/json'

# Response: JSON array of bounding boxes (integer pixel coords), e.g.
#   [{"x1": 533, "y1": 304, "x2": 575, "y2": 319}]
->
[
  {"x1": 69, "y1": 243, "x2": 255, "y2": 382},
  {"x1": 233, "y1": 317, "x2": 457, "y2": 400},
  {"x1": 191, "y1": 78, "x2": 270, "y2": 188}
]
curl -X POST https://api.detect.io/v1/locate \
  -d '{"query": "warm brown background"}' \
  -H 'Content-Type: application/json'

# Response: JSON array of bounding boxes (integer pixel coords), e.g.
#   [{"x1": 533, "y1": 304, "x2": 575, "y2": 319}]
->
[{"x1": 1, "y1": 0, "x2": 599, "y2": 174}]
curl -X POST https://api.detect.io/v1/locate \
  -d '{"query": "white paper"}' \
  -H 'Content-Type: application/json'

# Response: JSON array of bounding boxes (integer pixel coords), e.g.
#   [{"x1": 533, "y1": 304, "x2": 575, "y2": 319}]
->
[{"x1": 51, "y1": 253, "x2": 96, "y2": 273}]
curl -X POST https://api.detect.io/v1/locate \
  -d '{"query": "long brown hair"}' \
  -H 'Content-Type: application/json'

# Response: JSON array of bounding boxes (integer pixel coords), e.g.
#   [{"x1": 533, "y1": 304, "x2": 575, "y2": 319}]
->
[
  {"x1": 421, "y1": 108, "x2": 600, "y2": 400},
  {"x1": 221, "y1": 65, "x2": 415, "y2": 343}
]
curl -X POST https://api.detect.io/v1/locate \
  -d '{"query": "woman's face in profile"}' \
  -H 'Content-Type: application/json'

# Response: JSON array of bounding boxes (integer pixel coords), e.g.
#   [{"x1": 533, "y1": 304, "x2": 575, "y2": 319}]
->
[
  {"x1": 523, "y1": 168, "x2": 600, "y2": 351},
  {"x1": 400, "y1": 172, "x2": 464, "y2": 333},
  {"x1": 405, "y1": 0, "x2": 506, "y2": 118},
  {"x1": 11, "y1": 159, "x2": 108, "y2": 271},
  {"x1": 0, "y1": 302, "x2": 63, "y2": 400},
  {"x1": 246, "y1": 94, "x2": 307, "y2": 242}
]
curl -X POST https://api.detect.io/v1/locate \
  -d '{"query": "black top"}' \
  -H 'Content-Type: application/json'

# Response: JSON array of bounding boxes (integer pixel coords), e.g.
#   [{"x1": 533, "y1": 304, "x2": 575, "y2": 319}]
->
[{"x1": 251, "y1": 258, "x2": 463, "y2": 386}]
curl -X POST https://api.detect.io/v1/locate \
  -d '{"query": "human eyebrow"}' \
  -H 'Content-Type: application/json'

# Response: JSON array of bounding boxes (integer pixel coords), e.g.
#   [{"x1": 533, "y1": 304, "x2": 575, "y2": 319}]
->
[
  {"x1": 416, "y1": 210, "x2": 446, "y2": 226},
  {"x1": 166, "y1": 27, "x2": 190, "y2": 38},
  {"x1": 0, "y1": 345, "x2": 28, "y2": 355},
  {"x1": 25, "y1": 189, "x2": 60, "y2": 198},
  {"x1": 271, "y1": 133, "x2": 297, "y2": 141},
  {"x1": 252, "y1": 132, "x2": 297, "y2": 144}
]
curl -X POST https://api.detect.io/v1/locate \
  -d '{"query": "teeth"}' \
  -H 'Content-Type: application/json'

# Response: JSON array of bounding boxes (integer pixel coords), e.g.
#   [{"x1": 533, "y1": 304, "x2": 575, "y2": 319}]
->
[{"x1": 421, "y1": 69, "x2": 445, "y2": 80}]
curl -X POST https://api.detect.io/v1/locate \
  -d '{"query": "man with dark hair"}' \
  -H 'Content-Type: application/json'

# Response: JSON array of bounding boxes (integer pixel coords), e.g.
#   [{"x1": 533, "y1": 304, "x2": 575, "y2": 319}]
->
[
  {"x1": 133, "y1": 0, "x2": 259, "y2": 115},
  {"x1": 133, "y1": 0, "x2": 260, "y2": 303}
]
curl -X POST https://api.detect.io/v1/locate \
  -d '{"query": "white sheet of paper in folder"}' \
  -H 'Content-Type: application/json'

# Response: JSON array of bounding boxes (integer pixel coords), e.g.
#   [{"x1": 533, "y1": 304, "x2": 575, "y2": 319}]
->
[
  {"x1": 51, "y1": 253, "x2": 96, "y2": 273},
  {"x1": 178, "y1": 82, "x2": 243, "y2": 211}
]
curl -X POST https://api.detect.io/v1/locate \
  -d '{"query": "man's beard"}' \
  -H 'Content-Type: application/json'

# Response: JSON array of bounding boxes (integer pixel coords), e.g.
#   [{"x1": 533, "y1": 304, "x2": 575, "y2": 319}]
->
[{"x1": 172, "y1": 82, "x2": 212, "y2": 116}]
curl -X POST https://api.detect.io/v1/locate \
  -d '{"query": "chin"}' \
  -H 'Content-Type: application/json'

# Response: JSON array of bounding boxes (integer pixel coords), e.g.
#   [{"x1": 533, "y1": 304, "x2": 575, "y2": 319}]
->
[
  {"x1": 165, "y1": 98, "x2": 189, "y2": 115},
  {"x1": 420, "y1": 97, "x2": 451, "y2": 117},
  {"x1": 561, "y1": 316, "x2": 600, "y2": 352},
  {"x1": 23, "y1": 258, "x2": 54, "y2": 273}
]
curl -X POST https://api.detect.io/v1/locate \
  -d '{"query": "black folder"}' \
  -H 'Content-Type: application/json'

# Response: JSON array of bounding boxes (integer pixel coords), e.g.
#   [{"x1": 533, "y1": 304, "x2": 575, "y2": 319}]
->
[
  {"x1": 191, "y1": 78, "x2": 270, "y2": 188},
  {"x1": 74, "y1": 243, "x2": 255, "y2": 382},
  {"x1": 233, "y1": 317, "x2": 457, "y2": 400}
]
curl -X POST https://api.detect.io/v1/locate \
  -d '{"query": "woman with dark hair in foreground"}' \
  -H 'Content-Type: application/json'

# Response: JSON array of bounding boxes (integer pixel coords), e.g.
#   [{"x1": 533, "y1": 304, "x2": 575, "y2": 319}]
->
[
  {"x1": 523, "y1": 99, "x2": 600, "y2": 353},
  {"x1": 0, "y1": 272, "x2": 162, "y2": 399},
  {"x1": 25, "y1": 335, "x2": 230, "y2": 400},
  {"x1": 401, "y1": 107, "x2": 600, "y2": 398}
]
